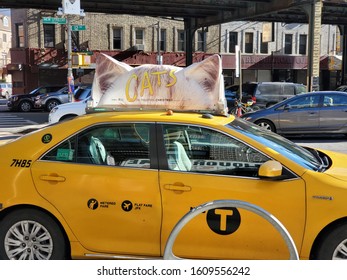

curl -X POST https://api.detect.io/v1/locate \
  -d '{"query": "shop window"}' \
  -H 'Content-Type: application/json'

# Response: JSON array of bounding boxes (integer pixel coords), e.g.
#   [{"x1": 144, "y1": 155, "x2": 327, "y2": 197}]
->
[
  {"x1": 43, "y1": 24, "x2": 55, "y2": 48},
  {"x1": 197, "y1": 30, "x2": 206, "y2": 52},
  {"x1": 285, "y1": 34, "x2": 293, "y2": 54},
  {"x1": 135, "y1": 28, "x2": 144, "y2": 45},
  {"x1": 229, "y1": 32, "x2": 238, "y2": 53},
  {"x1": 160, "y1": 29, "x2": 166, "y2": 51},
  {"x1": 245, "y1": 32, "x2": 253, "y2": 53},
  {"x1": 177, "y1": 30, "x2": 185, "y2": 52},
  {"x1": 16, "y1": 23, "x2": 25, "y2": 48},
  {"x1": 71, "y1": 31, "x2": 79, "y2": 51},
  {"x1": 260, "y1": 33, "x2": 268, "y2": 54},
  {"x1": 113, "y1": 28, "x2": 122, "y2": 50},
  {"x1": 299, "y1": 34, "x2": 307, "y2": 55}
]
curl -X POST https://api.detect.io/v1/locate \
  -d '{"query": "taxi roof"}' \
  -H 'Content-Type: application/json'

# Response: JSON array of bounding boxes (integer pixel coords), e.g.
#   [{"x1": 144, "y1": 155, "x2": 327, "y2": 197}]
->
[{"x1": 80, "y1": 110, "x2": 234, "y2": 127}]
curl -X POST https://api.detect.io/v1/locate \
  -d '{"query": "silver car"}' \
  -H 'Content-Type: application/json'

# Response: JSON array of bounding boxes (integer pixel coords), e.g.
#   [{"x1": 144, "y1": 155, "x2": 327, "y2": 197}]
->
[
  {"x1": 34, "y1": 86, "x2": 69, "y2": 111},
  {"x1": 34, "y1": 85, "x2": 91, "y2": 111},
  {"x1": 242, "y1": 91, "x2": 347, "y2": 136}
]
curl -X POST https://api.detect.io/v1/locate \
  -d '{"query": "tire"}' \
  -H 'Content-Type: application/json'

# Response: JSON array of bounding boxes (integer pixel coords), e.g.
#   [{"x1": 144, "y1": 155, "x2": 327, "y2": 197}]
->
[
  {"x1": 315, "y1": 224, "x2": 347, "y2": 260},
  {"x1": 0, "y1": 209, "x2": 68, "y2": 260},
  {"x1": 46, "y1": 99, "x2": 61, "y2": 112},
  {"x1": 18, "y1": 100, "x2": 33, "y2": 112},
  {"x1": 254, "y1": 119, "x2": 276, "y2": 132}
]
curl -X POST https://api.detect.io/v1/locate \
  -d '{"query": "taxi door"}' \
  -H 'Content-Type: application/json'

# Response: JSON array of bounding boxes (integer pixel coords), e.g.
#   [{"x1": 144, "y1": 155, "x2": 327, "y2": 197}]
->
[
  {"x1": 158, "y1": 123, "x2": 306, "y2": 260},
  {"x1": 31, "y1": 123, "x2": 162, "y2": 257}
]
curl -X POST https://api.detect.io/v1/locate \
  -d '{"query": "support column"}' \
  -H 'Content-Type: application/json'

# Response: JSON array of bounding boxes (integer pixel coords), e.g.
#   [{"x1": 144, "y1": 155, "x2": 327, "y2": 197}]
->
[
  {"x1": 339, "y1": 26, "x2": 347, "y2": 85},
  {"x1": 304, "y1": 0, "x2": 322, "y2": 91},
  {"x1": 184, "y1": 18, "x2": 196, "y2": 66}
]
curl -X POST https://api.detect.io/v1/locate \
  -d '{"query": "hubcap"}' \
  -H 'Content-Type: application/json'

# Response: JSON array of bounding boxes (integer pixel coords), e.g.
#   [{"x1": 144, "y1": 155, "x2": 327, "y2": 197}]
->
[
  {"x1": 4, "y1": 220, "x2": 53, "y2": 260},
  {"x1": 48, "y1": 102, "x2": 59, "y2": 111},
  {"x1": 258, "y1": 122, "x2": 272, "y2": 131},
  {"x1": 333, "y1": 239, "x2": 347, "y2": 259},
  {"x1": 21, "y1": 103, "x2": 31, "y2": 112}
]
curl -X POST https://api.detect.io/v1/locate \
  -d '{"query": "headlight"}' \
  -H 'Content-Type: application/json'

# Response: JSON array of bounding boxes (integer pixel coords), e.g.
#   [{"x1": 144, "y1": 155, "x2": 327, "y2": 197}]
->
[{"x1": 12, "y1": 96, "x2": 18, "y2": 102}]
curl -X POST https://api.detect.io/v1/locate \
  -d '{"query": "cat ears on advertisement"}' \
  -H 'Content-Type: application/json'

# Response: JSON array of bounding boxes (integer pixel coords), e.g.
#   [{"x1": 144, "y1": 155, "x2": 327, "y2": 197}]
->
[{"x1": 87, "y1": 53, "x2": 228, "y2": 116}]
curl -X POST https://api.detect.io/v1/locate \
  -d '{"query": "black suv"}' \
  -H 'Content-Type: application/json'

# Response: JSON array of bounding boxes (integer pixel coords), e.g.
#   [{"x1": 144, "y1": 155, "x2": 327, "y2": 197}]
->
[
  {"x1": 227, "y1": 82, "x2": 307, "y2": 109},
  {"x1": 7, "y1": 86, "x2": 64, "y2": 112}
]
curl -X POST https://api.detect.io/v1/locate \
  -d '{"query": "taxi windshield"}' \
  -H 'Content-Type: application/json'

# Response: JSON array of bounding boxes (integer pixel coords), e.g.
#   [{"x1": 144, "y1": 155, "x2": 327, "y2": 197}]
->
[{"x1": 228, "y1": 118, "x2": 322, "y2": 171}]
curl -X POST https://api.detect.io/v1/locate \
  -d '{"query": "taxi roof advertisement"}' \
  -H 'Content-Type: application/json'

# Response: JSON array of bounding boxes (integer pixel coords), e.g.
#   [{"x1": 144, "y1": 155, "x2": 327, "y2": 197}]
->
[{"x1": 90, "y1": 53, "x2": 228, "y2": 115}]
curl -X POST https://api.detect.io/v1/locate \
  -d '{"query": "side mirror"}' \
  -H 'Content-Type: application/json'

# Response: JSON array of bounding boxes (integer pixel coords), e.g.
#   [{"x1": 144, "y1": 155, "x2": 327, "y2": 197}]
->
[{"x1": 258, "y1": 160, "x2": 283, "y2": 179}]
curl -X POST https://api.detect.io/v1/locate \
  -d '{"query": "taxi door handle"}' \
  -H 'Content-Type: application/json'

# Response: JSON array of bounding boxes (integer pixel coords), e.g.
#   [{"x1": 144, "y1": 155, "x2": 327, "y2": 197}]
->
[
  {"x1": 164, "y1": 183, "x2": 191, "y2": 192},
  {"x1": 40, "y1": 175, "x2": 66, "y2": 182}
]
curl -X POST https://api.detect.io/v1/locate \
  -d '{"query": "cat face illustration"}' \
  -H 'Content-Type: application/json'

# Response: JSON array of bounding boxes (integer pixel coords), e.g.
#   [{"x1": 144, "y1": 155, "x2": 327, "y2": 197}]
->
[{"x1": 91, "y1": 53, "x2": 227, "y2": 113}]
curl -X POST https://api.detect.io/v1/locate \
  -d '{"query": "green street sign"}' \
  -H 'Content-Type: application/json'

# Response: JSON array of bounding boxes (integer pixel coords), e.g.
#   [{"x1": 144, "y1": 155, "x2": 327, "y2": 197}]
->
[
  {"x1": 42, "y1": 17, "x2": 67, "y2": 24},
  {"x1": 71, "y1": 25, "x2": 86, "y2": 31}
]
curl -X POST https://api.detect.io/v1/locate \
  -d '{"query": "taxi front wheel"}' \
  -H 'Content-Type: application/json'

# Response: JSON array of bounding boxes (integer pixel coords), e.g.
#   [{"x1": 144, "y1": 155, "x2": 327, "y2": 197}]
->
[
  {"x1": 0, "y1": 209, "x2": 68, "y2": 260},
  {"x1": 315, "y1": 224, "x2": 347, "y2": 260}
]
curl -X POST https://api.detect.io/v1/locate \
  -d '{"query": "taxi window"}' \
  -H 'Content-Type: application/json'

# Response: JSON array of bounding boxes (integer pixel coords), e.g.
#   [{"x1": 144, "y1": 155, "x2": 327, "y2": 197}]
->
[
  {"x1": 42, "y1": 124, "x2": 151, "y2": 168},
  {"x1": 162, "y1": 124, "x2": 270, "y2": 177}
]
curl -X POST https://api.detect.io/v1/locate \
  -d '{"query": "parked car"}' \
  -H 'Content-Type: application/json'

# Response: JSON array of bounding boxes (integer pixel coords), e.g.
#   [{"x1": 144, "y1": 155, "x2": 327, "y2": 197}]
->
[
  {"x1": 34, "y1": 84, "x2": 91, "y2": 111},
  {"x1": 230, "y1": 82, "x2": 307, "y2": 109},
  {"x1": 242, "y1": 91, "x2": 347, "y2": 135},
  {"x1": 48, "y1": 97, "x2": 89, "y2": 124},
  {"x1": 73, "y1": 84, "x2": 92, "y2": 102},
  {"x1": 0, "y1": 83, "x2": 12, "y2": 99},
  {"x1": 7, "y1": 85, "x2": 64, "y2": 112}
]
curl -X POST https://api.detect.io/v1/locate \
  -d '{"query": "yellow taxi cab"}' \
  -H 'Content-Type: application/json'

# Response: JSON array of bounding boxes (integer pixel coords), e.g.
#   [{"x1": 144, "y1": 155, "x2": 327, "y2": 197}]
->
[{"x1": 1, "y1": 54, "x2": 347, "y2": 260}]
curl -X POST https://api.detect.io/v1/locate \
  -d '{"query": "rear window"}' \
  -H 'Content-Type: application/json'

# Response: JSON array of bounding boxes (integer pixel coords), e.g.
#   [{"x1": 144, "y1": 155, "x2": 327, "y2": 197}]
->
[
  {"x1": 256, "y1": 84, "x2": 281, "y2": 95},
  {"x1": 74, "y1": 87, "x2": 91, "y2": 100}
]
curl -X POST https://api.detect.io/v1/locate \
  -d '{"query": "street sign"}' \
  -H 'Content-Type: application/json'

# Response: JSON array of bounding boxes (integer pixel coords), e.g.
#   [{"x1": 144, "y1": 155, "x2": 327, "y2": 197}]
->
[
  {"x1": 71, "y1": 25, "x2": 86, "y2": 31},
  {"x1": 42, "y1": 17, "x2": 67, "y2": 24}
]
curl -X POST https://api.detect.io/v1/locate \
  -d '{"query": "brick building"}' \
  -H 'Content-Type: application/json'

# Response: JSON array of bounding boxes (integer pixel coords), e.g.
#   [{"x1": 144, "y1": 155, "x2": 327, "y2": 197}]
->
[
  {"x1": 8, "y1": 9, "x2": 219, "y2": 95},
  {"x1": 6, "y1": 8, "x2": 344, "y2": 95},
  {"x1": 0, "y1": 11, "x2": 11, "y2": 82}
]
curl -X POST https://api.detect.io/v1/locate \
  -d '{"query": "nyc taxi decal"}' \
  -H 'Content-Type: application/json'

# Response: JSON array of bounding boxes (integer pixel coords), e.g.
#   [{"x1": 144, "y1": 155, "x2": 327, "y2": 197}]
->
[
  {"x1": 87, "y1": 199, "x2": 152, "y2": 212},
  {"x1": 10, "y1": 159, "x2": 32, "y2": 168},
  {"x1": 87, "y1": 199, "x2": 117, "y2": 210},
  {"x1": 206, "y1": 207, "x2": 241, "y2": 235},
  {"x1": 42, "y1": 133, "x2": 52, "y2": 144},
  {"x1": 121, "y1": 200, "x2": 153, "y2": 212}
]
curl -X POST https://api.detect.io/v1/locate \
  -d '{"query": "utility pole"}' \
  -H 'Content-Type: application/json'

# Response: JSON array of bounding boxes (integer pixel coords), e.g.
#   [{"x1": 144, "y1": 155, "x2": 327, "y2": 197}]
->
[
  {"x1": 67, "y1": 16, "x2": 73, "y2": 102},
  {"x1": 156, "y1": 22, "x2": 162, "y2": 65},
  {"x1": 57, "y1": 0, "x2": 85, "y2": 102}
]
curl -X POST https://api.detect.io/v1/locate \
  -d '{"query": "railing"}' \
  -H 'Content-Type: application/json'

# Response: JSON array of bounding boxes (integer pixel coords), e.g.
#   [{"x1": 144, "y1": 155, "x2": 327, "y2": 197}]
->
[{"x1": 164, "y1": 199, "x2": 299, "y2": 260}]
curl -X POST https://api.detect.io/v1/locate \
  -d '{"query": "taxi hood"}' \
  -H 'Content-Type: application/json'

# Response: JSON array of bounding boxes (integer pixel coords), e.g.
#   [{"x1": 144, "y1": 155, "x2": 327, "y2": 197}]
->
[{"x1": 323, "y1": 150, "x2": 347, "y2": 181}]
